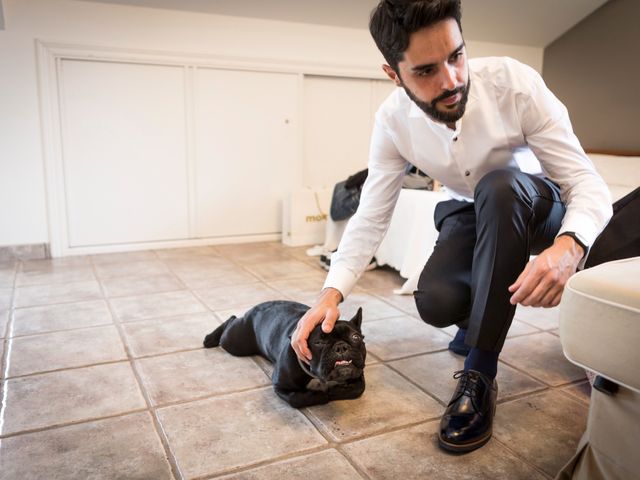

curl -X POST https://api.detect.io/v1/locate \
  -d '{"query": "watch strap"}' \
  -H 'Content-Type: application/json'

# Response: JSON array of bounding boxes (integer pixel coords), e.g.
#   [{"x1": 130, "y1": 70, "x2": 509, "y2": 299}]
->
[{"x1": 559, "y1": 231, "x2": 589, "y2": 255}]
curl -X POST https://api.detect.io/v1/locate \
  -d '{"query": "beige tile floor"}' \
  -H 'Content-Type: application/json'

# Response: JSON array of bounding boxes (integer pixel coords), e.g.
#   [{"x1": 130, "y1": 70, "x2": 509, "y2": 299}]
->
[{"x1": 0, "y1": 242, "x2": 591, "y2": 479}]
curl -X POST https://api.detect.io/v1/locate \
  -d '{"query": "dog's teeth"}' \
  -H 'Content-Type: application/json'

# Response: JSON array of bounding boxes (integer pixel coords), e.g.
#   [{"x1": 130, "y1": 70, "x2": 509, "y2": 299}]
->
[{"x1": 335, "y1": 360, "x2": 353, "y2": 366}]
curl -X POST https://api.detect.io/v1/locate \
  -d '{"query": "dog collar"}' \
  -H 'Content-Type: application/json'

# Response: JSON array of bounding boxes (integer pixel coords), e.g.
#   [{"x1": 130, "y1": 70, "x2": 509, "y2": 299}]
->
[{"x1": 297, "y1": 357, "x2": 323, "y2": 382}]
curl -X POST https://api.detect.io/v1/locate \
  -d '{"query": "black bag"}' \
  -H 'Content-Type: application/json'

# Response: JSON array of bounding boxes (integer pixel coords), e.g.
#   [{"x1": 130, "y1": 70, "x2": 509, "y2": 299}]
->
[
  {"x1": 330, "y1": 169, "x2": 368, "y2": 221},
  {"x1": 585, "y1": 186, "x2": 640, "y2": 268}
]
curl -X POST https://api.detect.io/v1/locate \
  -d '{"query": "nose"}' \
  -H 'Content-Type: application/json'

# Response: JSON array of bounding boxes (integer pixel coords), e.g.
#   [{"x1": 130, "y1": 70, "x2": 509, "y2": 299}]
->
[
  {"x1": 440, "y1": 63, "x2": 457, "y2": 91},
  {"x1": 334, "y1": 341, "x2": 350, "y2": 355}
]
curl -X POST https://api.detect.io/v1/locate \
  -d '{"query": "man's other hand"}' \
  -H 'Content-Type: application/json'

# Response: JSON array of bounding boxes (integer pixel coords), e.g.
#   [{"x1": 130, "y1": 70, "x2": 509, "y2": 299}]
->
[
  {"x1": 508, "y1": 235, "x2": 584, "y2": 308},
  {"x1": 291, "y1": 287, "x2": 343, "y2": 363}
]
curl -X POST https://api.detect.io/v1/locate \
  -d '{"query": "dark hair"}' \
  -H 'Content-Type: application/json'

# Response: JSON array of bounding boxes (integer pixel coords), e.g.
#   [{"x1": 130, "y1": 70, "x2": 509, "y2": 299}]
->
[{"x1": 369, "y1": 0, "x2": 462, "y2": 72}]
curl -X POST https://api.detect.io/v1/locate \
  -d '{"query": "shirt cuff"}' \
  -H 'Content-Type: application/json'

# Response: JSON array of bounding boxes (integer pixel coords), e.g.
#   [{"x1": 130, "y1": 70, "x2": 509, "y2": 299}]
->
[
  {"x1": 557, "y1": 212, "x2": 610, "y2": 270},
  {"x1": 323, "y1": 264, "x2": 359, "y2": 300},
  {"x1": 557, "y1": 212, "x2": 606, "y2": 248}
]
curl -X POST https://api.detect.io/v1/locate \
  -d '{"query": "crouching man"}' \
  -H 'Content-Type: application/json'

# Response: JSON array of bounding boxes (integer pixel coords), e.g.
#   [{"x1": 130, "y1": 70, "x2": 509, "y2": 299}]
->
[{"x1": 292, "y1": 0, "x2": 611, "y2": 453}]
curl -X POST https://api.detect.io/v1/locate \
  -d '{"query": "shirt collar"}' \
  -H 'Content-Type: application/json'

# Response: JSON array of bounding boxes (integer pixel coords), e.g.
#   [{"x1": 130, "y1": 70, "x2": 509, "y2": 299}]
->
[
  {"x1": 408, "y1": 101, "x2": 462, "y2": 136},
  {"x1": 408, "y1": 101, "x2": 426, "y2": 119}
]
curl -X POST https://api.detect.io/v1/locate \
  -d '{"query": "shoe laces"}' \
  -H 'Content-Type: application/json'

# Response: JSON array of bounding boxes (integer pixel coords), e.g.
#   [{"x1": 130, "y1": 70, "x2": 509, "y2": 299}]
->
[{"x1": 452, "y1": 370, "x2": 487, "y2": 404}]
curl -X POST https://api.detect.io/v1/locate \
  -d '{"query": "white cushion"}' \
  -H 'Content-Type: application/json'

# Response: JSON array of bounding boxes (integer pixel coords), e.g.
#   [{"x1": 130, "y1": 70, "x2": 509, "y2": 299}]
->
[
  {"x1": 559, "y1": 257, "x2": 640, "y2": 393},
  {"x1": 587, "y1": 153, "x2": 640, "y2": 202}
]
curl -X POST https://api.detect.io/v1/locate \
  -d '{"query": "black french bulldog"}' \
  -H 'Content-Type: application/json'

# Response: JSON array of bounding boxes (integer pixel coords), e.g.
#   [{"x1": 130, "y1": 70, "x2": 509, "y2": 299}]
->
[{"x1": 203, "y1": 300, "x2": 366, "y2": 408}]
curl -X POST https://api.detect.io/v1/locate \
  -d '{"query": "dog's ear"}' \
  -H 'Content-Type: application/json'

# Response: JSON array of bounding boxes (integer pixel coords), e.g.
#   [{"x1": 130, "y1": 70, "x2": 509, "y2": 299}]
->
[{"x1": 349, "y1": 307, "x2": 363, "y2": 331}]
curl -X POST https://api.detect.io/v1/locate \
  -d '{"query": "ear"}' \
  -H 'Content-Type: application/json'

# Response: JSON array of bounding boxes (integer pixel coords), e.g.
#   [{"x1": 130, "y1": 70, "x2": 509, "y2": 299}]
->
[
  {"x1": 350, "y1": 307, "x2": 363, "y2": 331},
  {"x1": 382, "y1": 64, "x2": 402, "y2": 87}
]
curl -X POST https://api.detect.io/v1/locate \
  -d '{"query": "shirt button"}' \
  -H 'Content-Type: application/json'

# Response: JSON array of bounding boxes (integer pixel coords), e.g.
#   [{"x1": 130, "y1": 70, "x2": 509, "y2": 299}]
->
[{"x1": 464, "y1": 170, "x2": 470, "y2": 176}]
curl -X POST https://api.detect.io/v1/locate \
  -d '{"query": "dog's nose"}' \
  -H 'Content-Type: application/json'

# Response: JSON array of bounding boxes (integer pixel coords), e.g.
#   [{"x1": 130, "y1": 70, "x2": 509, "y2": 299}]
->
[{"x1": 334, "y1": 341, "x2": 350, "y2": 355}]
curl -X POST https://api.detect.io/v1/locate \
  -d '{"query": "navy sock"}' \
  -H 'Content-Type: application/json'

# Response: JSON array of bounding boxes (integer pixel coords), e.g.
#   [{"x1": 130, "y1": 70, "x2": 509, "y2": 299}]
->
[
  {"x1": 464, "y1": 347, "x2": 499, "y2": 379},
  {"x1": 452, "y1": 328, "x2": 466, "y2": 344},
  {"x1": 448, "y1": 328, "x2": 470, "y2": 356}
]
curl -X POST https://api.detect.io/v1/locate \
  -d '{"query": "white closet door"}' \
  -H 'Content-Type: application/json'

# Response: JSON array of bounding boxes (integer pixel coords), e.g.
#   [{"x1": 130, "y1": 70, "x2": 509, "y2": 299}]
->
[
  {"x1": 194, "y1": 69, "x2": 298, "y2": 238},
  {"x1": 60, "y1": 60, "x2": 189, "y2": 247},
  {"x1": 302, "y1": 76, "x2": 373, "y2": 188},
  {"x1": 371, "y1": 79, "x2": 397, "y2": 122}
]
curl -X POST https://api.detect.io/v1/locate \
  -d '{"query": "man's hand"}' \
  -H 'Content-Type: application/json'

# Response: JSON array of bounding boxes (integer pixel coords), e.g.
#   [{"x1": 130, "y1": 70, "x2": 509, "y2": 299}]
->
[
  {"x1": 291, "y1": 287, "x2": 343, "y2": 363},
  {"x1": 508, "y1": 235, "x2": 584, "y2": 308}
]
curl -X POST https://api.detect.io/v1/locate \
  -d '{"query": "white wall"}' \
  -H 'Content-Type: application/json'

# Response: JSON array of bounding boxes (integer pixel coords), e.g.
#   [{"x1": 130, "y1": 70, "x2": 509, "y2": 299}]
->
[
  {"x1": 0, "y1": 0, "x2": 5, "y2": 30},
  {"x1": 0, "y1": 0, "x2": 543, "y2": 248},
  {"x1": 467, "y1": 42, "x2": 543, "y2": 73}
]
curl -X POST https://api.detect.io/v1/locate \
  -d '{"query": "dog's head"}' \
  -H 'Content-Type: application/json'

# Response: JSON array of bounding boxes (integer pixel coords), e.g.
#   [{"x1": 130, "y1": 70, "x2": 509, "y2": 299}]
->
[{"x1": 306, "y1": 307, "x2": 366, "y2": 383}]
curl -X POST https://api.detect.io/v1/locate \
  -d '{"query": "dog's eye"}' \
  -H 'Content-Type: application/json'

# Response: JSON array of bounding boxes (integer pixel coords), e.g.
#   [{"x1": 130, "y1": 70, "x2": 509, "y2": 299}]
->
[{"x1": 351, "y1": 333, "x2": 362, "y2": 342}]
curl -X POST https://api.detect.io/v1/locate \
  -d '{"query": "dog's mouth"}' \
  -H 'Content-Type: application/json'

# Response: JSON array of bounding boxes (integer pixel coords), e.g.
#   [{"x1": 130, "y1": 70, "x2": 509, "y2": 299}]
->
[
  {"x1": 334, "y1": 359, "x2": 353, "y2": 367},
  {"x1": 325, "y1": 358, "x2": 362, "y2": 382}
]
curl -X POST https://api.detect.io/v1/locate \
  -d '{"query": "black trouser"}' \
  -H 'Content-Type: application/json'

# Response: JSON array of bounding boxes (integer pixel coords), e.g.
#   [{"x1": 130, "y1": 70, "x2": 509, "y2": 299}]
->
[{"x1": 413, "y1": 169, "x2": 565, "y2": 353}]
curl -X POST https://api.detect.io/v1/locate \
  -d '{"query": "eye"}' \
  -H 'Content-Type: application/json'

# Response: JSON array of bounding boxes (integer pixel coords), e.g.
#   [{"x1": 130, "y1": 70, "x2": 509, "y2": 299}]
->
[
  {"x1": 416, "y1": 68, "x2": 435, "y2": 77},
  {"x1": 351, "y1": 333, "x2": 362, "y2": 342},
  {"x1": 450, "y1": 51, "x2": 464, "y2": 63}
]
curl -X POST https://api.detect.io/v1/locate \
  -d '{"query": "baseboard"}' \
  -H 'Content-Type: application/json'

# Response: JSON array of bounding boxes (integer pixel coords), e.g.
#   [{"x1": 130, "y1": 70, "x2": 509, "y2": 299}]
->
[{"x1": 0, "y1": 243, "x2": 50, "y2": 261}]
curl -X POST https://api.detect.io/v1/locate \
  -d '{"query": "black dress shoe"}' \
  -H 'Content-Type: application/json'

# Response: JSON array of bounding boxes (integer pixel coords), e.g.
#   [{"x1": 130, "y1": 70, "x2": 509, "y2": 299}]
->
[{"x1": 438, "y1": 370, "x2": 498, "y2": 453}]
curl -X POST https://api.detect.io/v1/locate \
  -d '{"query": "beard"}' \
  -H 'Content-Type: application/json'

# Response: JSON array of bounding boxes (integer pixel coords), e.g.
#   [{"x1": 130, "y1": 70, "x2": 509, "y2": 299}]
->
[{"x1": 403, "y1": 77, "x2": 471, "y2": 124}]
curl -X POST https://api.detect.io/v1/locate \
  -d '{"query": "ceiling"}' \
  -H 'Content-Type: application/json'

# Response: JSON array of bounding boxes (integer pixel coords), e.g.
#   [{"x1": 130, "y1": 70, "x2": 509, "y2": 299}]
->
[{"x1": 75, "y1": 0, "x2": 610, "y2": 47}]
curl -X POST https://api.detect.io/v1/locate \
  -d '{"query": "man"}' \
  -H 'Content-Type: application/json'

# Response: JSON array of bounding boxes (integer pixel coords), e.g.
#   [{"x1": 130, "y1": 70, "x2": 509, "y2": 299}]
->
[{"x1": 291, "y1": 0, "x2": 612, "y2": 453}]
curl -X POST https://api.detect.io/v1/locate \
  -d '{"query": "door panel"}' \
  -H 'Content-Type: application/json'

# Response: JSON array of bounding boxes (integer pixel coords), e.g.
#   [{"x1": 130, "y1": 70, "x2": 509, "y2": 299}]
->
[
  {"x1": 194, "y1": 68, "x2": 298, "y2": 237},
  {"x1": 303, "y1": 75, "x2": 373, "y2": 188},
  {"x1": 60, "y1": 60, "x2": 189, "y2": 247}
]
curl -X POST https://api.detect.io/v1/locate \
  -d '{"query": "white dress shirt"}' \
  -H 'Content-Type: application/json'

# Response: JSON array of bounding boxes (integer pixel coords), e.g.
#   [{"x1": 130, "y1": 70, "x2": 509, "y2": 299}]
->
[{"x1": 324, "y1": 56, "x2": 613, "y2": 298}]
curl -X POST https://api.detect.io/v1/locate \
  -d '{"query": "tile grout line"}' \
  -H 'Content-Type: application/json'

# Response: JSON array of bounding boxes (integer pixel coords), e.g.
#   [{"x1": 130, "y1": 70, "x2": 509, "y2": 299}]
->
[
  {"x1": 193, "y1": 411, "x2": 439, "y2": 478},
  {"x1": 4, "y1": 357, "x2": 132, "y2": 381},
  {"x1": 0, "y1": 383, "x2": 278, "y2": 441},
  {"x1": 367, "y1": 290, "x2": 422, "y2": 318},
  {"x1": 10, "y1": 292, "x2": 157, "y2": 311},
  {"x1": 147, "y1": 384, "x2": 274, "y2": 411},
  {"x1": 490, "y1": 435, "x2": 556, "y2": 479},
  {"x1": 498, "y1": 356, "x2": 587, "y2": 389},
  {"x1": 157, "y1": 251, "x2": 235, "y2": 320},
  {"x1": 367, "y1": 287, "x2": 558, "y2": 335},
  {"x1": 383, "y1": 360, "x2": 449, "y2": 408},
  {"x1": 553, "y1": 384, "x2": 592, "y2": 406},
  {"x1": 90, "y1": 252, "x2": 185, "y2": 480},
  {"x1": 9, "y1": 318, "x2": 116, "y2": 339},
  {"x1": 11, "y1": 285, "x2": 220, "y2": 329},
  {"x1": 493, "y1": 384, "x2": 584, "y2": 409},
  {"x1": 0, "y1": 262, "x2": 18, "y2": 339},
  {"x1": 302, "y1": 400, "x2": 443, "y2": 447},
  {"x1": 381, "y1": 349, "x2": 568, "y2": 406},
  {"x1": 160, "y1": 246, "x2": 303, "y2": 314},
  {"x1": 195, "y1": 444, "x2": 334, "y2": 480},
  {"x1": 0, "y1": 408, "x2": 150, "y2": 440},
  {"x1": 512, "y1": 315, "x2": 558, "y2": 332},
  {"x1": 0, "y1": 260, "x2": 19, "y2": 441},
  {"x1": 4, "y1": 333, "x2": 282, "y2": 382},
  {"x1": 330, "y1": 416, "x2": 441, "y2": 448},
  {"x1": 369, "y1": 346, "x2": 456, "y2": 363},
  {"x1": 333, "y1": 444, "x2": 374, "y2": 480},
  {"x1": 333, "y1": 412, "x2": 556, "y2": 480}
]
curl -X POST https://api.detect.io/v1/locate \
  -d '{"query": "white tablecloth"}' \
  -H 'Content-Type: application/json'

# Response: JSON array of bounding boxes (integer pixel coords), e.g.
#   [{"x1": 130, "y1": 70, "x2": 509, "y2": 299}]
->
[{"x1": 375, "y1": 189, "x2": 449, "y2": 294}]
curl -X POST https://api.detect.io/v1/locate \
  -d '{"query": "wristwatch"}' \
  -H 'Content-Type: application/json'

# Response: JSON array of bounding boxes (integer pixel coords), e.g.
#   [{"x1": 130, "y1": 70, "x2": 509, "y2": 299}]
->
[{"x1": 558, "y1": 231, "x2": 589, "y2": 256}]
